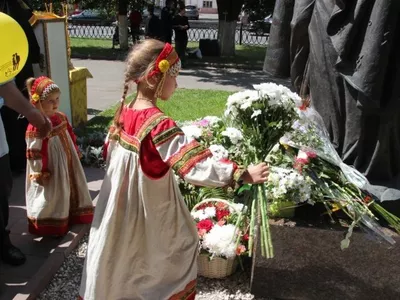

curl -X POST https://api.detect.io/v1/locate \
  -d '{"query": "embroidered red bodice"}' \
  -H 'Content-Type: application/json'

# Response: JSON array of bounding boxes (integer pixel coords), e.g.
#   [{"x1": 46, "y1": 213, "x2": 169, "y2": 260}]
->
[
  {"x1": 119, "y1": 107, "x2": 175, "y2": 179},
  {"x1": 26, "y1": 112, "x2": 80, "y2": 173}
]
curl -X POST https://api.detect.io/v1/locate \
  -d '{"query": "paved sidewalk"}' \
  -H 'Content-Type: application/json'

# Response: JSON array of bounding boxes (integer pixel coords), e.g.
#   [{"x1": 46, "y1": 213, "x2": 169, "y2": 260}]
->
[{"x1": 0, "y1": 168, "x2": 104, "y2": 300}]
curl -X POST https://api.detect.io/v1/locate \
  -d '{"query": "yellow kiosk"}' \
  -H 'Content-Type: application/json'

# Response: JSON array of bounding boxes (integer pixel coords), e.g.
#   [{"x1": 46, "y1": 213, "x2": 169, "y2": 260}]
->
[{"x1": 30, "y1": 7, "x2": 92, "y2": 127}]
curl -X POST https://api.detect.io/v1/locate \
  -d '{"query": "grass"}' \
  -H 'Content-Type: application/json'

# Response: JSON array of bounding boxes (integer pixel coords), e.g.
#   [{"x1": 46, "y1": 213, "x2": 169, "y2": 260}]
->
[
  {"x1": 78, "y1": 88, "x2": 231, "y2": 136},
  {"x1": 70, "y1": 37, "x2": 266, "y2": 66},
  {"x1": 71, "y1": 38, "x2": 121, "y2": 58}
]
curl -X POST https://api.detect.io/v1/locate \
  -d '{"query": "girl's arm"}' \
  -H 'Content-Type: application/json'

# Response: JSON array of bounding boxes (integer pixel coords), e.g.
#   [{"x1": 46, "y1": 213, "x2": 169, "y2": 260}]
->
[
  {"x1": 103, "y1": 125, "x2": 116, "y2": 162},
  {"x1": 151, "y1": 119, "x2": 245, "y2": 188},
  {"x1": 26, "y1": 126, "x2": 49, "y2": 183}
]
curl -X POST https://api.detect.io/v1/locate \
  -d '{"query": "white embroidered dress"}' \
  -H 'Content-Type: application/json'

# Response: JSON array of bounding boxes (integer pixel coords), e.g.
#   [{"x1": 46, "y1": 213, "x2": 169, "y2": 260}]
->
[
  {"x1": 79, "y1": 108, "x2": 243, "y2": 300},
  {"x1": 25, "y1": 112, "x2": 94, "y2": 236}
]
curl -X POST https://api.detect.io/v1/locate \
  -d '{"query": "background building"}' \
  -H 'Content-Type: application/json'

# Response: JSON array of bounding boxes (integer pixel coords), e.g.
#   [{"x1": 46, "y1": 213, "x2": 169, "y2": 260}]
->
[
  {"x1": 155, "y1": 0, "x2": 217, "y2": 14},
  {"x1": 187, "y1": 0, "x2": 217, "y2": 13}
]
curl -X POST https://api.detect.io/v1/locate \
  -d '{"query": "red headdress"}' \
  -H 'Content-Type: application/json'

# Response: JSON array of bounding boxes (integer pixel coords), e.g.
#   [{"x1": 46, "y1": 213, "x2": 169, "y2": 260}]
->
[
  {"x1": 30, "y1": 76, "x2": 59, "y2": 104},
  {"x1": 135, "y1": 43, "x2": 181, "y2": 98}
]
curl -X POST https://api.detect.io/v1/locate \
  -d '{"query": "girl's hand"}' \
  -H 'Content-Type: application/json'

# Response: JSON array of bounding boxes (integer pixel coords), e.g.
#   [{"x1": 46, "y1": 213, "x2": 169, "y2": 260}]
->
[
  {"x1": 36, "y1": 176, "x2": 49, "y2": 186},
  {"x1": 241, "y1": 162, "x2": 269, "y2": 184}
]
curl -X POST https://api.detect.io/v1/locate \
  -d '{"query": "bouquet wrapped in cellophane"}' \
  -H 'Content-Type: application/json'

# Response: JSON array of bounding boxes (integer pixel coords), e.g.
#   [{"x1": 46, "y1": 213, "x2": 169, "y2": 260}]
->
[{"x1": 274, "y1": 106, "x2": 400, "y2": 248}]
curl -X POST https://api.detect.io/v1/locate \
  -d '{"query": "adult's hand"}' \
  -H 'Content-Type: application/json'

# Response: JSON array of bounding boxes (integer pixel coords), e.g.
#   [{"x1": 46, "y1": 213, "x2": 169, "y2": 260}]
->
[
  {"x1": 0, "y1": 82, "x2": 51, "y2": 137},
  {"x1": 24, "y1": 108, "x2": 51, "y2": 138}
]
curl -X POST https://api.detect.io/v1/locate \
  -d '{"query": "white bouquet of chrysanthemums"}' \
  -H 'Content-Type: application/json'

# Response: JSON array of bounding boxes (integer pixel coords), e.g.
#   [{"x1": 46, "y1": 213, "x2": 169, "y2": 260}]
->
[
  {"x1": 225, "y1": 84, "x2": 300, "y2": 161},
  {"x1": 267, "y1": 166, "x2": 314, "y2": 205},
  {"x1": 224, "y1": 83, "x2": 301, "y2": 259}
]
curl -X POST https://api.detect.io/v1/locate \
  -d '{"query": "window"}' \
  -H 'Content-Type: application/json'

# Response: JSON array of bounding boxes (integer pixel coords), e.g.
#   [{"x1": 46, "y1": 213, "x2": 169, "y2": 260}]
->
[{"x1": 203, "y1": 1, "x2": 212, "y2": 8}]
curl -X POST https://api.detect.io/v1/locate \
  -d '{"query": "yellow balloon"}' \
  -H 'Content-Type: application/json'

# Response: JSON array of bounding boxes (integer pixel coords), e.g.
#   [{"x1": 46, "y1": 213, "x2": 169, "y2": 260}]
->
[{"x1": 0, "y1": 12, "x2": 29, "y2": 84}]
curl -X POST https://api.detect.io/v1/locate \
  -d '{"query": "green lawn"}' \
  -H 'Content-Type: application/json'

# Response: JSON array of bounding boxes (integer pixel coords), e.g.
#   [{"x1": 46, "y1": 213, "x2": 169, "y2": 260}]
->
[
  {"x1": 79, "y1": 88, "x2": 230, "y2": 136},
  {"x1": 70, "y1": 38, "x2": 266, "y2": 66},
  {"x1": 70, "y1": 38, "x2": 126, "y2": 59}
]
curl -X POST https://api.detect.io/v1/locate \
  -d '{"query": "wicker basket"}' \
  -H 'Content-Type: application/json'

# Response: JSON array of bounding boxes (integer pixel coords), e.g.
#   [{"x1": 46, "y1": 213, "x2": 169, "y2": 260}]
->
[
  {"x1": 197, "y1": 254, "x2": 238, "y2": 278},
  {"x1": 192, "y1": 198, "x2": 244, "y2": 279}
]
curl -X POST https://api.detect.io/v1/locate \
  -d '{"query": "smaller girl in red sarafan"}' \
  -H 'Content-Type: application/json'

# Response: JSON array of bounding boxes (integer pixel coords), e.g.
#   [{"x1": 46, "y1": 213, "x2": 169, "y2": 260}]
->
[{"x1": 25, "y1": 76, "x2": 94, "y2": 236}]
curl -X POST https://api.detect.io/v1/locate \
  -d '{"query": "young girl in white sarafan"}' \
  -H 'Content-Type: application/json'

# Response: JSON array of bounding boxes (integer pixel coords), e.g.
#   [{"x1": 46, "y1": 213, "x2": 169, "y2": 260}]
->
[
  {"x1": 79, "y1": 39, "x2": 269, "y2": 300},
  {"x1": 25, "y1": 76, "x2": 94, "y2": 236}
]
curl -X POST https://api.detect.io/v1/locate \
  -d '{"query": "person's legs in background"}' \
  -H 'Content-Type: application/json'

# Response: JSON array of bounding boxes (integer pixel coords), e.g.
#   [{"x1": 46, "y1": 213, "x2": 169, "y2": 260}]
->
[
  {"x1": 164, "y1": 31, "x2": 173, "y2": 44},
  {"x1": 182, "y1": 38, "x2": 188, "y2": 67},
  {"x1": 131, "y1": 26, "x2": 141, "y2": 43},
  {"x1": 0, "y1": 107, "x2": 28, "y2": 174},
  {"x1": 131, "y1": 25, "x2": 136, "y2": 43},
  {"x1": 135, "y1": 27, "x2": 141, "y2": 43},
  {"x1": 0, "y1": 154, "x2": 26, "y2": 266},
  {"x1": 175, "y1": 38, "x2": 187, "y2": 68}
]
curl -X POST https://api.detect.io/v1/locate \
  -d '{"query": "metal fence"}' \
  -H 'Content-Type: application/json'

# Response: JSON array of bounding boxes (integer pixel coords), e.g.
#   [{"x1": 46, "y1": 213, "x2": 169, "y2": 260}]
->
[{"x1": 67, "y1": 23, "x2": 268, "y2": 46}]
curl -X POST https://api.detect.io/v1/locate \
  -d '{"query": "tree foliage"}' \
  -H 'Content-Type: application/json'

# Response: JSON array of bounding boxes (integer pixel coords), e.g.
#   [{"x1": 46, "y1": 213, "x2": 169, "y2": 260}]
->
[{"x1": 243, "y1": 0, "x2": 275, "y2": 21}]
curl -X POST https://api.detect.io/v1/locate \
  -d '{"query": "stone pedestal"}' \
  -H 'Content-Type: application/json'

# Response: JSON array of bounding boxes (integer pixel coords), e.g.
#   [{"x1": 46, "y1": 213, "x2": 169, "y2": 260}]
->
[
  {"x1": 69, "y1": 67, "x2": 92, "y2": 127},
  {"x1": 251, "y1": 222, "x2": 400, "y2": 300}
]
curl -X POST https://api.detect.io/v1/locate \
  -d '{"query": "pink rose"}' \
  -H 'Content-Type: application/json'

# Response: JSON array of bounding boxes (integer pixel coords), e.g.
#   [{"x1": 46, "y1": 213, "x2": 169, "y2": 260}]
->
[
  {"x1": 236, "y1": 244, "x2": 246, "y2": 255},
  {"x1": 306, "y1": 151, "x2": 317, "y2": 159}
]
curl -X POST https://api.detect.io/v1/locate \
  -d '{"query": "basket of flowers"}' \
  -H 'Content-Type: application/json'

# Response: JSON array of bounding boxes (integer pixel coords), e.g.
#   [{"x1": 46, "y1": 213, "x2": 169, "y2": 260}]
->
[{"x1": 191, "y1": 198, "x2": 249, "y2": 279}]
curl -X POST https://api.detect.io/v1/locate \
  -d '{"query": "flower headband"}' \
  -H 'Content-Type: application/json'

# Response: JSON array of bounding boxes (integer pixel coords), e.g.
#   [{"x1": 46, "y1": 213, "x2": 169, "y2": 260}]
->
[
  {"x1": 30, "y1": 76, "x2": 59, "y2": 104},
  {"x1": 135, "y1": 43, "x2": 181, "y2": 98}
]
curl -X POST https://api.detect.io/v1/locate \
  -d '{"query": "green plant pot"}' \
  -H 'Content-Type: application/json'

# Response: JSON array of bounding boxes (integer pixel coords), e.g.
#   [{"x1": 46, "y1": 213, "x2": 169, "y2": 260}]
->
[{"x1": 268, "y1": 201, "x2": 296, "y2": 218}]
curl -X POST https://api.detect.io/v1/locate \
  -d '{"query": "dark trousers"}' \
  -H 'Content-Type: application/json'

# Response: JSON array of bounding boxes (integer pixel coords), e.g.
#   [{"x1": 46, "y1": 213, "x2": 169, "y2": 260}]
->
[
  {"x1": 0, "y1": 102, "x2": 29, "y2": 172},
  {"x1": 0, "y1": 154, "x2": 12, "y2": 247},
  {"x1": 131, "y1": 25, "x2": 140, "y2": 43},
  {"x1": 175, "y1": 38, "x2": 188, "y2": 66},
  {"x1": 163, "y1": 31, "x2": 173, "y2": 44}
]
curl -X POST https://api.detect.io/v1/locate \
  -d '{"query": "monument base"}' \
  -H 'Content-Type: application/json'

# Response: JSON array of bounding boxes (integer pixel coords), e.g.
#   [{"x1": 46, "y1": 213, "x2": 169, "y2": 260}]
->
[
  {"x1": 251, "y1": 220, "x2": 400, "y2": 300},
  {"x1": 69, "y1": 67, "x2": 92, "y2": 127}
]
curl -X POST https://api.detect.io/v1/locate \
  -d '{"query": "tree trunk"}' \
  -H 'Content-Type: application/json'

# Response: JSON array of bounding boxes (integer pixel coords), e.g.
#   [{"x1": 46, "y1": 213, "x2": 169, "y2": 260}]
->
[
  {"x1": 216, "y1": 0, "x2": 244, "y2": 57},
  {"x1": 218, "y1": 21, "x2": 237, "y2": 57},
  {"x1": 119, "y1": 15, "x2": 129, "y2": 50},
  {"x1": 118, "y1": 0, "x2": 129, "y2": 50}
]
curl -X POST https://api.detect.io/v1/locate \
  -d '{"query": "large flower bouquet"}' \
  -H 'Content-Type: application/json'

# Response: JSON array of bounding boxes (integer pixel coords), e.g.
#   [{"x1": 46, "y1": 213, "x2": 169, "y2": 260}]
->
[
  {"x1": 224, "y1": 83, "x2": 301, "y2": 258},
  {"x1": 261, "y1": 105, "x2": 400, "y2": 248},
  {"x1": 176, "y1": 83, "x2": 400, "y2": 262}
]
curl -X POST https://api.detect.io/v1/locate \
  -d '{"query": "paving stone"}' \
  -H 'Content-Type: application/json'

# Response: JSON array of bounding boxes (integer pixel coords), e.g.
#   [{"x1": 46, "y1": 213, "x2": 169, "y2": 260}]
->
[{"x1": 251, "y1": 223, "x2": 400, "y2": 300}]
